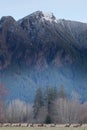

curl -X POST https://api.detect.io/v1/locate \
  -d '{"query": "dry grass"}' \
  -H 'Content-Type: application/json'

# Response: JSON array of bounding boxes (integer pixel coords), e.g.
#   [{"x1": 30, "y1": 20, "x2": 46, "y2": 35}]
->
[{"x1": 0, "y1": 126, "x2": 86, "y2": 130}]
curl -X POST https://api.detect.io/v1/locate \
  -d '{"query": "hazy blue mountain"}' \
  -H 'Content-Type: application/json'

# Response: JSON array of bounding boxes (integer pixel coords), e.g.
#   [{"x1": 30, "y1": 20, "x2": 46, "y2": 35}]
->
[{"x1": 0, "y1": 11, "x2": 87, "y2": 102}]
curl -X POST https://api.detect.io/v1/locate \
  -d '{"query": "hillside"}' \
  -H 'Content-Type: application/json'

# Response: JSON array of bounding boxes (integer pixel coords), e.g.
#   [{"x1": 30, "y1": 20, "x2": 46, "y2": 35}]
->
[{"x1": 0, "y1": 11, "x2": 87, "y2": 102}]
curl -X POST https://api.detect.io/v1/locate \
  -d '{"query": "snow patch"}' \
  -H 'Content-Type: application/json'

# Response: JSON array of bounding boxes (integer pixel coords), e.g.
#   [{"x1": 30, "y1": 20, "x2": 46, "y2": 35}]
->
[
  {"x1": 18, "y1": 11, "x2": 57, "y2": 25},
  {"x1": 41, "y1": 12, "x2": 57, "y2": 23}
]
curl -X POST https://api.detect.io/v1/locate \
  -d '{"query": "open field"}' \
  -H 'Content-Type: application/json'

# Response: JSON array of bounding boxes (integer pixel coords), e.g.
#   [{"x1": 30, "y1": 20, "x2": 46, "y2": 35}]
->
[
  {"x1": 0, "y1": 126, "x2": 87, "y2": 130},
  {"x1": 0, "y1": 128, "x2": 86, "y2": 130}
]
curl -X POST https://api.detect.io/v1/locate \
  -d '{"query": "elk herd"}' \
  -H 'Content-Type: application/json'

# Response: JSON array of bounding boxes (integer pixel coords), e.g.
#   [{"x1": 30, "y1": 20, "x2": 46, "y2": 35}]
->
[
  {"x1": 0, "y1": 123, "x2": 87, "y2": 128},
  {"x1": 0, "y1": 123, "x2": 86, "y2": 128}
]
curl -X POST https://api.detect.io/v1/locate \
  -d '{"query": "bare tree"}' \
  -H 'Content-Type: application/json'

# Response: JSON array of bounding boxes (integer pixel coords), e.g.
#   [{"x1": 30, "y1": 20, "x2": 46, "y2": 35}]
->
[
  {"x1": 0, "y1": 83, "x2": 7, "y2": 122},
  {"x1": 52, "y1": 97, "x2": 80, "y2": 124},
  {"x1": 79, "y1": 102, "x2": 87, "y2": 124},
  {"x1": 6, "y1": 99, "x2": 33, "y2": 123}
]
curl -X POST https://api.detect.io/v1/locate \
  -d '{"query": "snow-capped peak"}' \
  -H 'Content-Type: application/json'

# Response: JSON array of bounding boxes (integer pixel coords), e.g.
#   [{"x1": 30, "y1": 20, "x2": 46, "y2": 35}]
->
[
  {"x1": 42, "y1": 12, "x2": 56, "y2": 21},
  {"x1": 18, "y1": 11, "x2": 57, "y2": 24},
  {"x1": 41, "y1": 12, "x2": 57, "y2": 23}
]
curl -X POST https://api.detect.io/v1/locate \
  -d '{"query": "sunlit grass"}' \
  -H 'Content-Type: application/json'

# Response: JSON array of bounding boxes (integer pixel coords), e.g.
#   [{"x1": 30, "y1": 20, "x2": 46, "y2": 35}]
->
[{"x1": 0, "y1": 127, "x2": 86, "y2": 130}]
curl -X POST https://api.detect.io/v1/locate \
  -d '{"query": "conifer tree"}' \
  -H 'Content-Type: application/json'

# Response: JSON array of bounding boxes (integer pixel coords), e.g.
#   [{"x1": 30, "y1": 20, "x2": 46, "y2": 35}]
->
[{"x1": 33, "y1": 87, "x2": 44, "y2": 119}]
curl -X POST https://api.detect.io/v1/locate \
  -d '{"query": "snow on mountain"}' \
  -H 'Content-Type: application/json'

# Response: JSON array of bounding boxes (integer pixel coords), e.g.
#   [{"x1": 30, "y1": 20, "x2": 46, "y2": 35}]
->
[
  {"x1": 18, "y1": 11, "x2": 57, "y2": 25},
  {"x1": 0, "y1": 11, "x2": 87, "y2": 102}
]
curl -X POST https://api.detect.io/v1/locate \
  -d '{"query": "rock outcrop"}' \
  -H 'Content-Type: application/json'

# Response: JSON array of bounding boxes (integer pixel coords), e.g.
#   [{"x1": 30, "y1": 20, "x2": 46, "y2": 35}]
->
[{"x1": 0, "y1": 11, "x2": 87, "y2": 102}]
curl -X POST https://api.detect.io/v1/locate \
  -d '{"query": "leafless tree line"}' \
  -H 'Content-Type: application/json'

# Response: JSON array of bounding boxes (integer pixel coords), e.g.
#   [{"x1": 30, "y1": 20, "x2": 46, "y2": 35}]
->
[
  {"x1": 0, "y1": 83, "x2": 87, "y2": 125},
  {"x1": 0, "y1": 98, "x2": 86, "y2": 126}
]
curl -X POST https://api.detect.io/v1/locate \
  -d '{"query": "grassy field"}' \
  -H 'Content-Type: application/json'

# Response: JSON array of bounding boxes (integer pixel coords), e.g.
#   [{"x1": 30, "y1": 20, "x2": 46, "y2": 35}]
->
[{"x1": 0, "y1": 127, "x2": 86, "y2": 130}]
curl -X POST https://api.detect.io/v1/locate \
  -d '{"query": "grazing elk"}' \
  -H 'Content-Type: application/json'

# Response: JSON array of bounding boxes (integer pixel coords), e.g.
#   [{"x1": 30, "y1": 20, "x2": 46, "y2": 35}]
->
[
  {"x1": 37, "y1": 123, "x2": 45, "y2": 127},
  {"x1": 65, "y1": 124, "x2": 71, "y2": 127},
  {"x1": 50, "y1": 124, "x2": 56, "y2": 127},
  {"x1": 30, "y1": 123, "x2": 34, "y2": 127},
  {"x1": 73, "y1": 124, "x2": 82, "y2": 127}
]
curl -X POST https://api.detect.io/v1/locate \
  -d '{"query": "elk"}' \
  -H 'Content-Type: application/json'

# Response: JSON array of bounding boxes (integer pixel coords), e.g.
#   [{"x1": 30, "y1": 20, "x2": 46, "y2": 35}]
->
[
  {"x1": 65, "y1": 124, "x2": 71, "y2": 127},
  {"x1": 50, "y1": 124, "x2": 56, "y2": 127},
  {"x1": 30, "y1": 123, "x2": 34, "y2": 127},
  {"x1": 73, "y1": 124, "x2": 82, "y2": 127}
]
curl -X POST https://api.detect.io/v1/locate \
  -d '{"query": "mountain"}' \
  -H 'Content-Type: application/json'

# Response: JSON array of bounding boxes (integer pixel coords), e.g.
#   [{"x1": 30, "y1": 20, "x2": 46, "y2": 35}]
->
[{"x1": 0, "y1": 11, "x2": 87, "y2": 102}]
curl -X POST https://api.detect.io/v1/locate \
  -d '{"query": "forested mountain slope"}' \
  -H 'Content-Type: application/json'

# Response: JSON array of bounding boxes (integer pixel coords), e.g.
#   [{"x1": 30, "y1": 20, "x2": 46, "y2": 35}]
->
[{"x1": 0, "y1": 11, "x2": 87, "y2": 102}]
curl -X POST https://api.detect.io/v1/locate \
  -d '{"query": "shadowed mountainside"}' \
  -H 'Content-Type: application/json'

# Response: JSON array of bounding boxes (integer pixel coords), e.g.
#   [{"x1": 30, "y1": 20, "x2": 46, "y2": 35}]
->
[{"x1": 0, "y1": 11, "x2": 87, "y2": 102}]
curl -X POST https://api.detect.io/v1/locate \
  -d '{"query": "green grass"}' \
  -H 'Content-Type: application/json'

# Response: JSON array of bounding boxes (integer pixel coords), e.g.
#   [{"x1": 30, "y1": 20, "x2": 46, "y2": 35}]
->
[{"x1": 0, "y1": 127, "x2": 86, "y2": 130}]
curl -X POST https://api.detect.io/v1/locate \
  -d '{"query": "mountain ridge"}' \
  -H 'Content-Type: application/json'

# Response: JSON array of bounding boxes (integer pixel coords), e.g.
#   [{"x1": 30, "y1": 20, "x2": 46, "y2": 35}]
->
[{"x1": 0, "y1": 11, "x2": 87, "y2": 102}]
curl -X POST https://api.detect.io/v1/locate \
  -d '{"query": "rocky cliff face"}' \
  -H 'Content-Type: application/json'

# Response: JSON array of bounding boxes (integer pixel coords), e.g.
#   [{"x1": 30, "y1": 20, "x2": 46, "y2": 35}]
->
[
  {"x1": 0, "y1": 16, "x2": 15, "y2": 68},
  {"x1": 0, "y1": 11, "x2": 87, "y2": 102}
]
